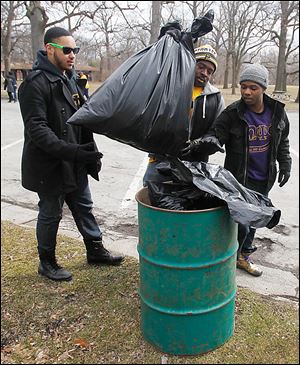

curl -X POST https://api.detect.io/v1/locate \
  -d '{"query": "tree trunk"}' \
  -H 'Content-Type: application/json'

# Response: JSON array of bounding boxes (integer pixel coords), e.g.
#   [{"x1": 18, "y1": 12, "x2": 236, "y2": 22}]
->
[
  {"x1": 2, "y1": 1, "x2": 15, "y2": 74},
  {"x1": 231, "y1": 53, "x2": 236, "y2": 95},
  {"x1": 99, "y1": 58, "x2": 103, "y2": 82},
  {"x1": 275, "y1": 1, "x2": 288, "y2": 92},
  {"x1": 26, "y1": 1, "x2": 48, "y2": 60},
  {"x1": 223, "y1": 52, "x2": 230, "y2": 89},
  {"x1": 149, "y1": 1, "x2": 162, "y2": 44}
]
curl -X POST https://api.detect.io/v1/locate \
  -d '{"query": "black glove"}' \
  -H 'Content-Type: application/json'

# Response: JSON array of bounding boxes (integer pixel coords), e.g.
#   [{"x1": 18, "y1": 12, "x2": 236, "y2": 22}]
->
[
  {"x1": 158, "y1": 21, "x2": 182, "y2": 40},
  {"x1": 190, "y1": 10, "x2": 214, "y2": 41},
  {"x1": 75, "y1": 142, "x2": 103, "y2": 163},
  {"x1": 181, "y1": 136, "x2": 224, "y2": 158},
  {"x1": 278, "y1": 170, "x2": 290, "y2": 187},
  {"x1": 96, "y1": 158, "x2": 102, "y2": 173},
  {"x1": 165, "y1": 28, "x2": 182, "y2": 42}
]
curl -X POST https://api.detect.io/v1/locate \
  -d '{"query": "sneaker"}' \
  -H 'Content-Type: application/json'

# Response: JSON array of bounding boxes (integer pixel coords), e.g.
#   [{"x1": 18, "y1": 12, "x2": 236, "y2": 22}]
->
[{"x1": 237, "y1": 253, "x2": 263, "y2": 277}]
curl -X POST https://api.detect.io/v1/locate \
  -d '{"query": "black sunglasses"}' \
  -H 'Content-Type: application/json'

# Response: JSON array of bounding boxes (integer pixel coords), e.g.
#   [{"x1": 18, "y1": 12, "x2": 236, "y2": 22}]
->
[{"x1": 48, "y1": 42, "x2": 80, "y2": 55}]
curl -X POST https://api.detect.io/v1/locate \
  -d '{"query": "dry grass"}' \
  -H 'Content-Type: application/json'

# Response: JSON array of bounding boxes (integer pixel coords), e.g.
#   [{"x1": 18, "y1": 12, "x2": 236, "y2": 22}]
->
[{"x1": 1, "y1": 220, "x2": 299, "y2": 364}]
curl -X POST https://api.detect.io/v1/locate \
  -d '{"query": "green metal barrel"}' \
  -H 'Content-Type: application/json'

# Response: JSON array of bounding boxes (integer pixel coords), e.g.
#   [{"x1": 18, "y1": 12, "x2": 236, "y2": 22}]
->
[{"x1": 135, "y1": 187, "x2": 238, "y2": 355}]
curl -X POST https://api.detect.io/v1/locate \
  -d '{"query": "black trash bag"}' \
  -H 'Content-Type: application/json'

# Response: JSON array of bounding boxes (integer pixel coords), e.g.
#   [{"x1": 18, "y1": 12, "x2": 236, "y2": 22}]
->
[
  {"x1": 67, "y1": 34, "x2": 195, "y2": 157},
  {"x1": 152, "y1": 158, "x2": 281, "y2": 229},
  {"x1": 147, "y1": 181, "x2": 222, "y2": 211}
]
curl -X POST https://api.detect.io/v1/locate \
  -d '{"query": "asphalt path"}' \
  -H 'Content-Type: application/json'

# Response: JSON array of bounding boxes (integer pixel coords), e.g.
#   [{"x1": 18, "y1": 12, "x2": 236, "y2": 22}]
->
[{"x1": 1, "y1": 99, "x2": 299, "y2": 302}]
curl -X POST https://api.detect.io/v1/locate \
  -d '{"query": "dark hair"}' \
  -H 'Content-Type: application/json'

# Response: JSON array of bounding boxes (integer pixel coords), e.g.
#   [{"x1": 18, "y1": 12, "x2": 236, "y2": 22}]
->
[{"x1": 44, "y1": 27, "x2": 72, "y2": 45}]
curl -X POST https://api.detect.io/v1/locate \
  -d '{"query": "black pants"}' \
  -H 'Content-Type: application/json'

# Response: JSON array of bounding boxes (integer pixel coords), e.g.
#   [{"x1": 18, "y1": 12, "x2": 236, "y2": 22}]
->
[
  {"x1": 36, "y1": 167, "x2": 101, "y2": 257},
  {"x1": 238, "y1": 178, "x2": 269, "y2": 256}
]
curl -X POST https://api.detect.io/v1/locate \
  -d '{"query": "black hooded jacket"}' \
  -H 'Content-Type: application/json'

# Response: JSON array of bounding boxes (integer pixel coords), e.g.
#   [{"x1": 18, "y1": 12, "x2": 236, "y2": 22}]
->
[
  {"x1": 211, "y1": 94, "x2": 292, "y2": 193},
  {"x1": 18, "y1": 50, "x2": 99, "y2": 195}
]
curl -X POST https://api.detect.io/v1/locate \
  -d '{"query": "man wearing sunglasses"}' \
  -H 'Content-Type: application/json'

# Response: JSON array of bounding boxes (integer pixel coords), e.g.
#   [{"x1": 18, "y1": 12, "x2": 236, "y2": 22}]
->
[{"x1": 18, "y1": 27, "x2": 124, "y2": 282}]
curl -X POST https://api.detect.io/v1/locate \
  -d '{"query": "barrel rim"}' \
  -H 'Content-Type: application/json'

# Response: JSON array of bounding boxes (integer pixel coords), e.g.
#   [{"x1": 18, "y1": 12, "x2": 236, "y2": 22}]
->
[{"x1": 135, "y1": 187, "x2": 225, "y2": 213}]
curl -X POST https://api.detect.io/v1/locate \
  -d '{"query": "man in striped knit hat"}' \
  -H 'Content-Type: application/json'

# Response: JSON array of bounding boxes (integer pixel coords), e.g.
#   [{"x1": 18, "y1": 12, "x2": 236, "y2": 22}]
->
[{"x1": 143, "y1": 44, "x2": 225, "y2": 186}]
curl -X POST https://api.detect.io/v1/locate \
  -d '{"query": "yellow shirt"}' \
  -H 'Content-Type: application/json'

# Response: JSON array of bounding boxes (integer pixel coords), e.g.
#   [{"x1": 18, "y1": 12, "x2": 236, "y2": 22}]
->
[
  {"x1": 80, "y1": 74, "x2": 90, "y2": 89},
  {"x1": 192, "y1": 86, "x2": 203, "y2": 102},
  {"x1": 189, "y1": 86, "x2": 203, "y2": 118}
]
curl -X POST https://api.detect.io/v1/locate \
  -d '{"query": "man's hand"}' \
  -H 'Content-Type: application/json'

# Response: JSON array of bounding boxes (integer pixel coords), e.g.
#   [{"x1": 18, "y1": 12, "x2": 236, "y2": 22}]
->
[
  {"x1": 165, "y1": 28, "x2": 182, "y2": 42},
  {"x1": 181, "y1": 136, "x2": 224, "y2": 158},
  {"x1": 75, "y1": 142, "x2": 103, "y2": 163},
  {"x1": 190, "y1": 10, "x2": 214, "y2": 40},
  {"x1": 278, "y1": 170, "x2": 290, "y2": 187},
  {"x1": 158, "y1": 21, "x2": 182, "y2": 40}
]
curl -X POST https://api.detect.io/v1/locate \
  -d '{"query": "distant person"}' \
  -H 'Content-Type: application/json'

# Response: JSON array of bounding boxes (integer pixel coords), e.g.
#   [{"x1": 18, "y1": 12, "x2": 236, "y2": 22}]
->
[
  {"x1": 18, "y1": 26, "x2": 124, "y2": 282},
  {"x1": 8, "y1": 71, "x2": 18, "y2": 102},
  {"x1": 3, "y1": 73, "x2": 16, "y2": 102},
  {"x1": 78, "y1": 71, "x2": 90, "y2": 99},
  {"x1": 186, "y1": 63, "x2": 292, "y2": 276},
  {"x1": 143, "y1": 43, "x2": 225, "y2": 186}
]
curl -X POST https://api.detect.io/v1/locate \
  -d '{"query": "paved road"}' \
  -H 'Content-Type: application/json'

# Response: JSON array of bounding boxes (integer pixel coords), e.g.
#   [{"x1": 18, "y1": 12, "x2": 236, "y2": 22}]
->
[{"x1": 1, "y1": 99, "x2": 299, "y2": 302}]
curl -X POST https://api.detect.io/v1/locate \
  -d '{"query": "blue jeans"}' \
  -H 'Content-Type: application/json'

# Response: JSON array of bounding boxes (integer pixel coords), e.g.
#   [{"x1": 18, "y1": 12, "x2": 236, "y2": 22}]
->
[
  {"x1": 36, "y1": 168, "x2": 101, "y2": 256},
  {"x1": 238, "y1": 178, "x2": 269, "y2": 255},
  {"x1": 12, "y1": 87, "x2": 17, "y2": 101}
]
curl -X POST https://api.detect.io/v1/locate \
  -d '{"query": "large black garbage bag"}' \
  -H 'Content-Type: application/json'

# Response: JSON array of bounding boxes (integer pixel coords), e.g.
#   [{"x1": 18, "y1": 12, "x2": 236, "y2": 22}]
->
[
  {"x1": 67, "y1": 34, "x2": 196, "y2": 156},
  {"x1": 151, "y1": 158, "x2": 281, "y2": 229},
  {"x1": 147, "y1": 181, "x2": 223, "y2": 211}
]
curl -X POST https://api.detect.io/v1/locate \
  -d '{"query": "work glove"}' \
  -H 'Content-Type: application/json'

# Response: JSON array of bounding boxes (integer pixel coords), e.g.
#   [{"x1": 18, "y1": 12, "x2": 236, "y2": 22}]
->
[
  {"x1": 158, "y1": 21, "x2": 182, "y2": 41},
  {"x1": 181, "y1": 136, "x2": 224, "y2": 158},
  {"x1": 96, "y1": 158, "x2": 102, "y2": 173},
  {"x1": 75, "y1": 142, "x2": 103, "y2": 163},
  {"x1": 278, "y1": 169, "x2": 290, "y2": 187},
  {"x1": 165, "y1": 28, "x2": 183, "y2": 42},
  {"x1": 190, "y1": 10, "x2": 214, "y2": 41}
]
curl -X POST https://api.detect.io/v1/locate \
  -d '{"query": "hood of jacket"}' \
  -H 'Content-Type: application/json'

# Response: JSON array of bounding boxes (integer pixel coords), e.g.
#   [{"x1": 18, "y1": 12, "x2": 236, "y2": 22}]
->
[
  {"x1": 32, "y1": 50, "x2": 80, "y2": 102},
  {"x1": 201, "y1": 81, "x2": 221, "y2": 96},
  {"x1": 32, "y1": 50, "x2": 78, "y2": 84}
]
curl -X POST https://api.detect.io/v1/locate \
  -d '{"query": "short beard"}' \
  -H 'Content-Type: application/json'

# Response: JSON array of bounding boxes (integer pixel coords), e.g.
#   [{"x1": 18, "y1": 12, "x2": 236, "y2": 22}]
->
[{"x1": 53, "y1": 52, "x2": 67, "y2": 72}]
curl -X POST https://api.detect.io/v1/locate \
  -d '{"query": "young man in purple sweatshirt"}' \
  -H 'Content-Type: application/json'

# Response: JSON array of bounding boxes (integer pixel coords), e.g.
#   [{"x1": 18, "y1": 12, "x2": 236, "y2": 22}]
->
[{"x1": 184, "y1": 63, "x2": 292, "y2": 276}]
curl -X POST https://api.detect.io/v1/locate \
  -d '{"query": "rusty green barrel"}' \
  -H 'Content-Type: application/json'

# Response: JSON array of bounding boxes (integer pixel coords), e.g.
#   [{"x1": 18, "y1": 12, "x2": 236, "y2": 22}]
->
[{"x1": 135, "y1": 187, "x2": 238, "y2": 355}]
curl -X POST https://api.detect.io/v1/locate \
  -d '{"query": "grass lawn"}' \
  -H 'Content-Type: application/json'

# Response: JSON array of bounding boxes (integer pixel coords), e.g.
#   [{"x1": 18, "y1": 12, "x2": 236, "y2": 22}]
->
[{"x1": 1, "y1": 221, "x2": 298, "y2": 364}]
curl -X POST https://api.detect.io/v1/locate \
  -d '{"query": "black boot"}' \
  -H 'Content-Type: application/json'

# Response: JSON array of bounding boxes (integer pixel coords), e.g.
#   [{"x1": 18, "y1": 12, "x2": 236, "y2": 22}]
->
[
  {"x1": 84, "y1": 239, "x2": 124, "y2": 265},
  {"x1": 38, "y1": 250, "x2": 72, "y2": 282}
]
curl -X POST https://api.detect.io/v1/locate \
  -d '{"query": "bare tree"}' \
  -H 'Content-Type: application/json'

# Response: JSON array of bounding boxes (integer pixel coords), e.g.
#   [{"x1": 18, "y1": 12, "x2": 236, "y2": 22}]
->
[
  {"x1": 24, "y1": 1, "x2": 49, "y2": 59},
  {"x1": 182, "y1": 0, "x2": 214, "y2": 19},
  {"x1": 216, "y1": 1, "x2": 274, "y2": 94},
  {"x1": 271, "y1": 1, "x2": 299, "y2": 92},
  {"x1": 150, "y1": 1, "x2": 162, "y2": 44},
  {"x1": 89, "y1": 1, "x2": 139, "y2": 77},
  {"x1": 1, "y1": 1, "x2": 25, "y2": 73},
  {"x1": 24, "y1": 1, "x2": 102, "y2": 59}
]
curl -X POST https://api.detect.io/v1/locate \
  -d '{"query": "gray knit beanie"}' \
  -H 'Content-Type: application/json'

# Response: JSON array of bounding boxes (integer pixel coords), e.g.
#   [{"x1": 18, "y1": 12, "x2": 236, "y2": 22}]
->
[{"x1": 239, "y1": 64, "x2": 269, "y2": 89}]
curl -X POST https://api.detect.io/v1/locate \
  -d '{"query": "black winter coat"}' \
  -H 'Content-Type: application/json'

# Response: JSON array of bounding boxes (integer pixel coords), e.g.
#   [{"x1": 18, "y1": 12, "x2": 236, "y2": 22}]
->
[
  {"x1": 19, "y1": 62, "x2": 99, "y2": 195},
  {"x1": 211, "y1": 94, "x2": 292, "y2": 193}
]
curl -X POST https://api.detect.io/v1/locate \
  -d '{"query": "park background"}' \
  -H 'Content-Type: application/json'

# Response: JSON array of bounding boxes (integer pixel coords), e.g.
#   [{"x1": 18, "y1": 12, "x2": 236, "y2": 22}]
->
[{"x1": 1, "y1": 1, "x2": 299, "y2": 101}]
